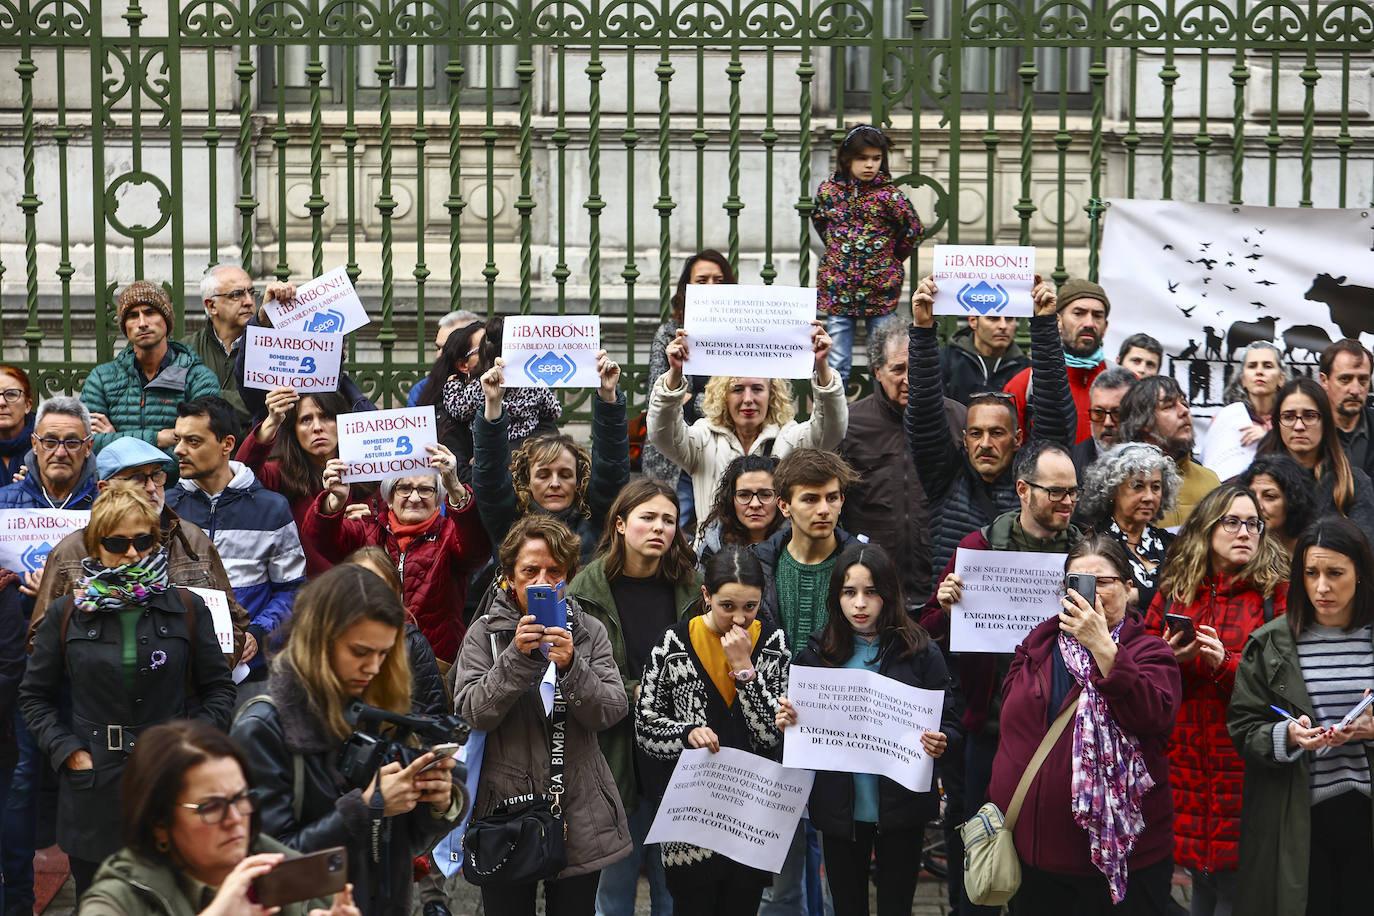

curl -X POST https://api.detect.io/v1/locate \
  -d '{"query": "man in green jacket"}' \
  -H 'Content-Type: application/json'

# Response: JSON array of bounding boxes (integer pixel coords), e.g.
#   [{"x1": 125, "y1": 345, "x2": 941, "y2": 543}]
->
[
  {"x1": 80, "y1": 281, "x2": 221, "y2": 456},
  {"x1": 185, "y1": 263, "x2": 258, "y2": 436}
]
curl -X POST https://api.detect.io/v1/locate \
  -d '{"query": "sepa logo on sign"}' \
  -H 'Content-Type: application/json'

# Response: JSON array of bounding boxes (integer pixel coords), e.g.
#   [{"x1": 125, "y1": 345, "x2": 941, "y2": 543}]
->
[
  {"x1": 304, "y1": 309, "x2": 346, "y2": 333},
  {"x1": 956, "y1": 281, "x2": 1009, "y2": 315},
  {"x1": 524, "y1": 352, "x2": 577, "y2": 386},
  {"x1": 20, "y1": 542, "x2": 53, "y2": 574}
]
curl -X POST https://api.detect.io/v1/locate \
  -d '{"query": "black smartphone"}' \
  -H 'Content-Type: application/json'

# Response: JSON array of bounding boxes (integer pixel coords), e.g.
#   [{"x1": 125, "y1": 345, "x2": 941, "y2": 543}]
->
[
  {"x1": 1065, "y1": 572, "x2": 1096, "y2": 610},
  {"x1": 1165, "y1": 612, "x2": 1197, "y2": 647},
  {"x1": 252, "y1": 846, "x2": 348, "y2": 908}
]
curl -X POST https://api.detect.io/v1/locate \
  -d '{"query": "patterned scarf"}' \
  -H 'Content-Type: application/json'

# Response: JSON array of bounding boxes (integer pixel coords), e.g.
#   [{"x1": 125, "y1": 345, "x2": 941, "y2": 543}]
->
[
  {"x1": 74, "y1": 548, "x2": 171, "y2": 612},
  {"x1": 1057, "y1": 627, "x2": 1154, "y2": 903},
  {"x1": 1064, "y1": 346, "x2": 1105, "y2": 370}
]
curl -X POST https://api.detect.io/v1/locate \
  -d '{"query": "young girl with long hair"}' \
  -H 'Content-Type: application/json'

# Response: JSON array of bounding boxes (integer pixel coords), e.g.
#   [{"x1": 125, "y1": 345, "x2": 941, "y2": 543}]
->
[
  {"x1": 812, "y1": 124, "x2": 922, "y2": 382},
  {"x1": 635, "y1": 545, "x2": 790, "y2": 916},
  {"x1": 774, "y1": 543, "x2": 957, "y2": 916}
]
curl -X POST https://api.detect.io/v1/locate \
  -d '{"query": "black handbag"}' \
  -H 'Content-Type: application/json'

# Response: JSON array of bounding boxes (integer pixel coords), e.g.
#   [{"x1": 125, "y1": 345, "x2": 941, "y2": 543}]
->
[{"x1": 462, "y1": 678, "x2": 569, "y2": 885}]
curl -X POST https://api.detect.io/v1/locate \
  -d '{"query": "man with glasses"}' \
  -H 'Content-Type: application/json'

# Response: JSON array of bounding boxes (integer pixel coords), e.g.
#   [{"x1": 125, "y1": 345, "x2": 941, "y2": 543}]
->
[
  {"x1": 165, "y1": 397, "x2": 305, "y2": 698},
  {"x1": 1070, "y1": 365, "x2": 1138, "y2": 475},
  {"x1": 187, "y1": 265, "x2": 295, "y2": 437},
  {"x1": 1118, "y1": 374, "x2": 1220, "y2": 528},
  {"x1": 0, "y1": 397, "x2": 98, "y2": 515},
  {"x1": 80, "y1": 282, "x2": 222, "y2": 459},
  {"x1": 837, "y1": 320, "x2": 965, "y2": 608}
]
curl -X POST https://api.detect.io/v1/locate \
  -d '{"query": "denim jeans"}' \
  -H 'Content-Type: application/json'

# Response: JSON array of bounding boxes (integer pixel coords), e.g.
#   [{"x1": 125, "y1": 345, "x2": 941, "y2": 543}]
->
[
  {"x1": 825, "y1": 313, "x2": 896, "y2": 384},
  {"x1": 595, "y1": 794, "x2": 673, "y2": 916},
  {"x1": 759, "y1": 821, "x2": 807, "y2": 916},
  {"x1": 2, "y1": 710, "x2": 39, "y2": 915}
]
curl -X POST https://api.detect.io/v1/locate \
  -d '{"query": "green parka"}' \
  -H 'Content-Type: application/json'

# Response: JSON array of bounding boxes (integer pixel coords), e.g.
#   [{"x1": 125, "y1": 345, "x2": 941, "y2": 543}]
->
[
  {"x1": 80, "y1": 341, "x2": 221, "y2": 453},
  {"x1": 567, "y1": 556, "x2": 701, "y2": 815},
  {"x1": 1228, "y1": 616, "x2": 1374, "y2": 916}
]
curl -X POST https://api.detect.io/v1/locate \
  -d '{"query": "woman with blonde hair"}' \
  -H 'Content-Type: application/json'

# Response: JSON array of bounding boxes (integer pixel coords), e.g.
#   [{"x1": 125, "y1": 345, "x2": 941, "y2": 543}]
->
[
  {"x1": 1143, "y1": 483, "x2": 1289, "y2": 915},
  {"x1": 647, "y1": 321, "x2": 848, "y2": 536},
  {"x1": 232, "y1": 565, "x2": 461, "y2": 916},
  {"x1": 20, "y1": 480, "x2": 236, "y2": 894}
]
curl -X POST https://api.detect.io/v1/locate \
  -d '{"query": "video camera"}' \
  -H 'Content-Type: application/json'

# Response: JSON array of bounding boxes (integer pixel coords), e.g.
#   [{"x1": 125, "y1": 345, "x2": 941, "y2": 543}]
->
[{"x1": 337, "y1": 699, "x2": 472, "y2": 802}]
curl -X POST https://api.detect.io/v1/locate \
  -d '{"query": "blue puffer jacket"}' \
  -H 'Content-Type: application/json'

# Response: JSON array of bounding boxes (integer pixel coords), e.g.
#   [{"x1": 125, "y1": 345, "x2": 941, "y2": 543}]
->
[
  {"x1": 0, "y1": 451, "x2": 99, "y2": 510},
  {"x1": 164, "y1": 462, "x2": 306, "y2": 670},
  {"x1": 80, "y1": 342, "x2": 221, "y2": 454}
]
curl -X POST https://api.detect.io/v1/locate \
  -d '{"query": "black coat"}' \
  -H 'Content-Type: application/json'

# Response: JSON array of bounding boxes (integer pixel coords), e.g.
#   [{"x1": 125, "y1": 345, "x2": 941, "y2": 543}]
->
[
  {"x1": 0, "y1": 573, "x2": 28, "y2": 750},
  {"x1": 231, "y1": 666, "x2": 455, "y2": 916},
  {"x1": 18, "y1": 586, "x2": 235, "y2": 862},
  {"x1": 405, "y1": 621, "x2": 448, "y2": 717},
  {"x1": 796, "y1": 633, "x2": 964, "y2": 838}
]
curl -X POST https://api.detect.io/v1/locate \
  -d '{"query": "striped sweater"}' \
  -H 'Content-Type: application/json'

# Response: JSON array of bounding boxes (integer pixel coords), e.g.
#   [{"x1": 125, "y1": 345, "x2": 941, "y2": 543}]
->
[{"x1": 1272, "y1": 623, "x2": 1374, "y2": 802}]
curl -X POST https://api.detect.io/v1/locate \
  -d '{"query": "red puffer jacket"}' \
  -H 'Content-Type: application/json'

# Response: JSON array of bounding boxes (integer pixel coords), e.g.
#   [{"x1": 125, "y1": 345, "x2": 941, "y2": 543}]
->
[
  {"x1": 303, "y1": 490, "x2": 491, "y2": 663},
  {"x1": 1143, "y1": 575, "x2": 1287, "y2": 874}
]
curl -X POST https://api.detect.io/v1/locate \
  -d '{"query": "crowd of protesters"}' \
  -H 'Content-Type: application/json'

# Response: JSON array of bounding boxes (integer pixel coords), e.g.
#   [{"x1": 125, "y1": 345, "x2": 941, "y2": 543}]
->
[{"x1": 0, "y1": 129, "x2": 1371, "y2": 916}]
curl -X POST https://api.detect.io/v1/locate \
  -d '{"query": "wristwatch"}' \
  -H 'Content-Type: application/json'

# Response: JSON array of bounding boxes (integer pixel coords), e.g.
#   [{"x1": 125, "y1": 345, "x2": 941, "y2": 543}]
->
[{"x1": 730, "y1": 667, "x2": 756, "y2": 684}]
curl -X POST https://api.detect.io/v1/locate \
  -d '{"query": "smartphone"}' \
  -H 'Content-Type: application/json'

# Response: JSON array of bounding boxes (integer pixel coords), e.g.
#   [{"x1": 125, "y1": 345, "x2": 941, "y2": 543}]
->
[
  {"x1": 418, "y1": 741, "x2": 462, "y2": 773},
  {"x1": 526, "y1": 580, "x2": 568, "y2": 632},
  {"x1": 1165, "y1": 613, "x2": 1197, "y2": 647},
  {"x1": 252, "y1": 846, "x2": 347, "y2": 908},
  {"x1": 1065, "y1": 572, "x2": 1096, "y2": 610}
]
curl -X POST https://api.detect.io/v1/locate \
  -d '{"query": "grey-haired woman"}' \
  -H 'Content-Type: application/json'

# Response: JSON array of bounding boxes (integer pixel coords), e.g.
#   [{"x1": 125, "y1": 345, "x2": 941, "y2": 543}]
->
[
  {"x1": 1201, "y1": 341, "x2": 1289, "y2": 480},
  {"x1": 1078, "y1": 442, "x2": 1181, "y2": 611}
]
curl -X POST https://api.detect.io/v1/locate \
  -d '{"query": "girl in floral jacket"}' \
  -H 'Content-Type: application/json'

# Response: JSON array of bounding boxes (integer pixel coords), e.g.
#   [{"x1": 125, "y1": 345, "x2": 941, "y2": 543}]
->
[{"x1": 812, "y1": 124, "x2": 922, "y2": 382}]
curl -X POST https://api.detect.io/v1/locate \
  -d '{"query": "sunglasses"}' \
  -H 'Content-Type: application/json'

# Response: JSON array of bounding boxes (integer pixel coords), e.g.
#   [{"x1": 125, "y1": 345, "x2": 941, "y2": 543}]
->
[{"x1": 100, "y1": 532, "x2": 157, "y2": 554}]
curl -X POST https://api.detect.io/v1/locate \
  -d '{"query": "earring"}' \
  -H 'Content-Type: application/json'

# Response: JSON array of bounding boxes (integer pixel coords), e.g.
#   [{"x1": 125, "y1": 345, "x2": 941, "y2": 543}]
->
[{"x1": 156, "y1": 838, "x2": 170, "y2": 853}]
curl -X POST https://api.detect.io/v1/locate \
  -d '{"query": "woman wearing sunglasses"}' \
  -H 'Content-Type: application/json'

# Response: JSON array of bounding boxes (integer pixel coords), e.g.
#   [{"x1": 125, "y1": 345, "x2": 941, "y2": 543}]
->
[
  {"x1": 19, "y1": 481, "x2": 237, "y2": 896},
  {"x1": 79, "y1": 720, "x2": 360, "y2": 916},
  {"x1": 1142, "y1": 483, "x2": 1289, "y2": 915}
]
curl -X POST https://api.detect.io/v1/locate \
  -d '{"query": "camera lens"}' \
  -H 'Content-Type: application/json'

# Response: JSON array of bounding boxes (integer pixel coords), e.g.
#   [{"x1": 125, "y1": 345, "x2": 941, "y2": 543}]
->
[{"x1": 328, "y1": 853, "x2": 343, "y2": 870}]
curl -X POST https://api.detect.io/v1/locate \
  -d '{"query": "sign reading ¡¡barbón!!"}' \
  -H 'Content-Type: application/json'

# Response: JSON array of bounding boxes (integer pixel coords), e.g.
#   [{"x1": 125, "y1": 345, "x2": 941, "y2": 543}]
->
[
  {"x1": 0, "y1": 509, "x2": 90, "y2": 576},
  {"x1": 242, "y1": 327, "x2": 344, "y2": 392},
  {"x1": 261, "y1": 266, "x2": 371, "y2": 336},
  {"x1": 500, "y1": 316, "x2": 601, "y2": 388},
  {"x1": 930, "y1": 245, "x2": 1037, "y2": 318},
  {"x1": 336, "y1": 406, "x2": 438, "y2": 484}
]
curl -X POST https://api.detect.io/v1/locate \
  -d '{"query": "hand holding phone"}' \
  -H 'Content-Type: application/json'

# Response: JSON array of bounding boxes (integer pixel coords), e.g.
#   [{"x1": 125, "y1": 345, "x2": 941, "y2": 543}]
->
[
  {"x1": 418, "y1": 742, "x2": 462, "y2": 773},
  {"x1": 1165, "y1": 613, "x2": 1197, "y2": 647},
  {"x1": 252, "y1": 847, "x2": 348, "y2": 908},
  {"x1": 1065, "y1": 572, "x2": 1097, "y2": 611}
]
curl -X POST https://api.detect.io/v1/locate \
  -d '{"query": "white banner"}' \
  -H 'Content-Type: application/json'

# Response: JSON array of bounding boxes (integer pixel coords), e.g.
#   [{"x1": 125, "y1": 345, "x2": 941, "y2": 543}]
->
[
  {"x1": 0, "y1": 509, "x2": 90, "y2": 576},
  {"x1": 500, "y1": 316, "x2": 601, "y2": 388},
  {"x1": 242, "y1": 327, "x2": 345, "y2": 392},
  {"x1": 950, "y1": 549, "x2": 1067, "y2": 654},
  {"x1": 262, "y1": 266, "x2": 371, "y2": 335},
  {"x1": 336, "y1": 407, "x2": 438, "y2": 483},
  {"x1": 1100, "y1": 201, "x2": 1374, "y2": 426},
  {"x1": 683, "y1": 285, "x2": 816, "y2": 379},
  {"x1": 186, "y1": 586, "x2": 235, "y2": 655},
  {"x1": 645, "y1": 747, "x2": 813, "y2": 873},
  {"x1": 783, "y1": 665, "x2": 943, "y2": 792},
  {"x1": 930, "y1": 245, "x2": 1037, "y2": 317}
]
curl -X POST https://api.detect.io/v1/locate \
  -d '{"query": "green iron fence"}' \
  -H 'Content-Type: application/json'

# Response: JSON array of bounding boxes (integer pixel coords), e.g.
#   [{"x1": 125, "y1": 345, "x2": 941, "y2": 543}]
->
[{"x1": 1, "y1": 0, "x2": 1372, "y2": 416}]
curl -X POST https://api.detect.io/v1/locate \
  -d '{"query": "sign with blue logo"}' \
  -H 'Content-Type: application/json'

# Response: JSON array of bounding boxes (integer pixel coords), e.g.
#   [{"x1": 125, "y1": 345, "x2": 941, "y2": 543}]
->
[
  {"x1": 337, "y1": 406, "x2": 439, "y2": 484},
  {"x1": 501, "y1": 316, "x2": 602, "y2": 388},
  {"x1": 242, "y1": 327, "x2": 345, "y2": 392},
  {"x1": 684, "y1": 284, "x2": 817, "y2": 380},
  {"x1": 931, "y1": 245, "x2": 1036, "y2": 317},
  {"x1": 261, "y1": 265, "x2": 371, "y2": 336},
  {"x1": 0, "y1": 509, "x2": 90, "y2": 576}
]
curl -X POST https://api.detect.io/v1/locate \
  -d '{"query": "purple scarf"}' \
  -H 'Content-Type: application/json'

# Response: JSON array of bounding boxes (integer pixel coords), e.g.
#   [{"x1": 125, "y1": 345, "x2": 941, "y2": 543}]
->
[{"x1": 1057, "y1": 628, "x2": 1154, "y2": 903}]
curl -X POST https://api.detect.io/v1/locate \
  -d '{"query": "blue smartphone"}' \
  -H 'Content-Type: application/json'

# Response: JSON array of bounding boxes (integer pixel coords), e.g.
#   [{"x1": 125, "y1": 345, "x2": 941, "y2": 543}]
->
[{"x1": 526, "y1": 580, "x2": 568, "y2": 633}]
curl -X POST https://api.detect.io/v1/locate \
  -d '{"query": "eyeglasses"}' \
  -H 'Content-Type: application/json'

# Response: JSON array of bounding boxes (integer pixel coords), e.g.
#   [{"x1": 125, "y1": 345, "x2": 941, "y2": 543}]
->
[
  {"x1": 0, "y1": 388, "x2": 26, "y2": 404},
  {"x1": 1025, "y1": 481, "x2": 1080, "y2": 502},
  {"x1": 179, "y1": 787, "x2": 257, "y2": 825},
  {"x1": 1066, "y1": 575, "x2": 1125, "y2": 590},
  {"x1": 34, "y1": 435, "x2": 92, "y2": 452},
  {"x1": 394, "y1": 483, "x2": 437, "y2": 500},
  {"x1": 1217, "y1": 515, "x2": 1265, "y2": 535},
  {"x1": 210, "y1": 286, "x2": 257, "y2": 301},
  {"x1": 734, "y1": 488, "x2": 777, "y2": 505},
  {"x1": 100, "y1": 532, "x2": 158, "y2": 554},
  {"x1": 112, "y1": 469, "x2": 168, "y2": 487},
  {"x1": 1088, "y1": 407, "x2": 1120, "y2": 422},
  {"x1": 1278, "y1": 409, "x2": 1321, "y2": 428}
]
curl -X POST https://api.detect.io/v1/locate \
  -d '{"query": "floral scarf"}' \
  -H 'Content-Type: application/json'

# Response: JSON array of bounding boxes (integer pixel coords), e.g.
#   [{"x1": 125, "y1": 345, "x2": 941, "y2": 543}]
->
[
  {"x1": 1057, "y1": 627, "x2": 1154, "y2": 903},
  {"x1": 75, "y1": 548, "x2": 170, "y2": 612}
]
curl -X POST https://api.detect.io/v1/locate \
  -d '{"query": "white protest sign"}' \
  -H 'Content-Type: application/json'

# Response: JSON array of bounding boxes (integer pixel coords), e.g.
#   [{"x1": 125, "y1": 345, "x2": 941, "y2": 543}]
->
[
  {"x1": 930, "y1": 245, "x2": 1037, "y2": 317},
  {"x1": 262, "y1": 266, "x2": 370, "y2": 335},
  {"x1": 783, "y1": 665, "x2": 943, "y2": 792},
  {"x1": 645, "y1": 747, "x2": 813, "y2": 873},
  {"x1": 950, "y1": 548, "x2": 1067, "y2": 654},
  {"x1": 1199, "y1": 401, "x2": 1260, "y2": 482},
  {"x1": 500, "y1": 316, "x2": 601, "y2": 388},
  {"x1": 186, "y1": 587, "x2": 235, "y2": 654},
  {"x1": 242, "y1": 327, "x2": 345, "y2": 392},
  {"x1": 683, "y1": 285, "x2": 816, "y2": 379},
  {"x1": 336, "y1": 407, "x2": 438, "y2": 484},
  {"x1": 0, "y1": 509, "x2": 90, "y2": 576}
]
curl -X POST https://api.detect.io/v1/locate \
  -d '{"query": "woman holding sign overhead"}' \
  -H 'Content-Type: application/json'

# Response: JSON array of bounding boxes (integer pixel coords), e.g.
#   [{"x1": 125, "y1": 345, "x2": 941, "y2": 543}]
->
[
  {"x1": 774, "y1": 542, "x2": 959, "y2": 916},
  {"x1": 647, "y1": 315, "x2": 847, "y2": 538},
  {"x1": 987, "y1": 535, "x2": 1181, "y2": 911}
]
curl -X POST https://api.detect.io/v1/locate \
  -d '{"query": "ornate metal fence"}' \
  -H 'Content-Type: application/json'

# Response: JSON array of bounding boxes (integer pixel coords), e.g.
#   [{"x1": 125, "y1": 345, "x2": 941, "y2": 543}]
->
[{"x1": 1, "y1": 0, "x2": 1371, "y2": 414}]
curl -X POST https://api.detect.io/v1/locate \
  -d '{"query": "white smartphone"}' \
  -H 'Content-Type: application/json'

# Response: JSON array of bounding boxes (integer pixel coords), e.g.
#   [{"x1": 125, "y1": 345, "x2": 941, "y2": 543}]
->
[{"x1": 418, "y1": 742, "x2": 462, "y2": 773}]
